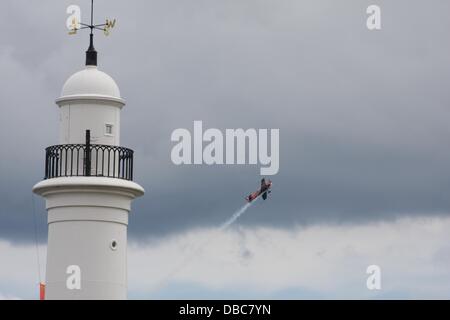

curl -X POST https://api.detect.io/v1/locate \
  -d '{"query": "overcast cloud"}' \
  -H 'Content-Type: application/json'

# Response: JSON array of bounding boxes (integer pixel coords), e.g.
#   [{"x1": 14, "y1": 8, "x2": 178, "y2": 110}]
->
[
  {"x1": 2, "y1": 216, "x2": 450, "y2": 299},
  {"x1": 1, "y1": 0, "x2": 450, "y2": 241}
]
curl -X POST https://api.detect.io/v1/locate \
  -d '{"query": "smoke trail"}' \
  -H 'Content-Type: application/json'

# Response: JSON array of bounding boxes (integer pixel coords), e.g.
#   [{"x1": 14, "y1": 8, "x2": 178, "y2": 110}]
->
[
  {"x1": 219, "y1": 188, "x2": 267, "y2": 230},
  {"x1": 150, "y1": 194, "x2": 263, "y2": 292},
  {"x1": 219, "y1": 202, "x2": 253, "y2": 230}
]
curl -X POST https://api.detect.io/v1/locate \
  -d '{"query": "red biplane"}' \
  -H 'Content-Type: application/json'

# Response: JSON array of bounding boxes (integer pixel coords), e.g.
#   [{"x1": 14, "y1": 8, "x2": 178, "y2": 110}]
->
[{"x1": 245, "y1": 178, "x2": 272, "y2": 203}]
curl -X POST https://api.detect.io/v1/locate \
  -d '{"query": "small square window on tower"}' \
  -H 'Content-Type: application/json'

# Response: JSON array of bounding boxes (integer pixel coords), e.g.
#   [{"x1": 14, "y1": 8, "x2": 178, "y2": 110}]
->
[{"x1": 105, "y1": 124, "x2": 113, "y2": 136}]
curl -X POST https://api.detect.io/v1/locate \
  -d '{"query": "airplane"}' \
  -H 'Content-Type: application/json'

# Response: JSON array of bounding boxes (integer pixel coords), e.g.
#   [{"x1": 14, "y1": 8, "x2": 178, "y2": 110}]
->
[{"x1": 245, "y1": 178, "x2": 272, "y2": 203}]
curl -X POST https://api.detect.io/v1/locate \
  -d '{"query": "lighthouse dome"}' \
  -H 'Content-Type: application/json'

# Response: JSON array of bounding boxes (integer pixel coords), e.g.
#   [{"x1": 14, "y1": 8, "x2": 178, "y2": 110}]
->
[{"x1": 61, "y1": 66, "x2": 121, "y2": 99}]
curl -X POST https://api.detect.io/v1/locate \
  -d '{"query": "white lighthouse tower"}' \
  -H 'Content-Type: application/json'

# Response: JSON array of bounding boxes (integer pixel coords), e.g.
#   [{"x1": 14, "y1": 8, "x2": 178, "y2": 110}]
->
[{"x1": 33, "y1": 9, "x2": 144, "y2": 299}]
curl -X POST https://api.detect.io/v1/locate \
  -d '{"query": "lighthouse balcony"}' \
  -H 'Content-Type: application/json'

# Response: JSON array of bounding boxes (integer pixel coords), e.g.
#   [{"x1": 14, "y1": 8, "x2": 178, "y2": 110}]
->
[{"x1": 44, "y1": 143, "x2": 134, "y2": 181}]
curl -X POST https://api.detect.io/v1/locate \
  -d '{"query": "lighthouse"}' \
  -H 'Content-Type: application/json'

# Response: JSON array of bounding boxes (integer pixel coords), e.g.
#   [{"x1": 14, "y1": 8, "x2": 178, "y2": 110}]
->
[{"x1": 33, "y1": 6, "x2": 144, "y2": 299}]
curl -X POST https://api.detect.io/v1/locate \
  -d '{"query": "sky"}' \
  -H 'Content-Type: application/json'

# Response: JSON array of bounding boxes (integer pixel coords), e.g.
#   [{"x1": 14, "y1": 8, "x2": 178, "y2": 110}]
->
[{"x1": 1, "y1": 0, "x2": 450, "y2": 299}]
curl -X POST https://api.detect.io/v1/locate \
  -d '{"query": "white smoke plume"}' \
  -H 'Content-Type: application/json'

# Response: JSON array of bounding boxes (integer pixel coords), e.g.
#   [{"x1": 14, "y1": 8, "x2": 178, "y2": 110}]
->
[
  {"x1": 220, "y1": 200, "x2": 258, "y2": 231},
  {"x1": 151, "y1": 193, "x2": 263, "y2": 291}
]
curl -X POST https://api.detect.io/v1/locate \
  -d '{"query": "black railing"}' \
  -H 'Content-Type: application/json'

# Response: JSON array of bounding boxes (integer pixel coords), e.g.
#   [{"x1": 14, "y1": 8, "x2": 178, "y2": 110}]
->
[{"x1": 44, "y1": 142, "x2": 134, "y2": 181}]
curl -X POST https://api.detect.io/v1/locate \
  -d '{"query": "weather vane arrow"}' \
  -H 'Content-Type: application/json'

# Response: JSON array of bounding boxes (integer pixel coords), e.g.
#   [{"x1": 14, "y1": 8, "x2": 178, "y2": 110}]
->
[{"x1": 67, "y1": 0, "x2": 116, "y2": 66}]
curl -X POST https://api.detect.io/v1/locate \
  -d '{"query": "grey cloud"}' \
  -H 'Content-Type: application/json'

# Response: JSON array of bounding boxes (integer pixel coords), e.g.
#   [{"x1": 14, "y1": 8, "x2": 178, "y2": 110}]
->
[{"x1": 1, "y1": 0, "x2": 450, "y2": 242}]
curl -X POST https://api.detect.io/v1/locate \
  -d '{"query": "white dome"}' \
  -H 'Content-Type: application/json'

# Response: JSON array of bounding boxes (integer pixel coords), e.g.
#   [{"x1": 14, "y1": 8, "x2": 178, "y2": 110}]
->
[{"x1": 61, "y1": 66, "x2": 121, "y2": 98}]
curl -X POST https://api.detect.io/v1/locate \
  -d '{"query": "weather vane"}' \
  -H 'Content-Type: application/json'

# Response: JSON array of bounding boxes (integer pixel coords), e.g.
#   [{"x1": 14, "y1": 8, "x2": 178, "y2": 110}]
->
[{"x1": 67, "y1": 0, "x2": 116, "y2": 66}]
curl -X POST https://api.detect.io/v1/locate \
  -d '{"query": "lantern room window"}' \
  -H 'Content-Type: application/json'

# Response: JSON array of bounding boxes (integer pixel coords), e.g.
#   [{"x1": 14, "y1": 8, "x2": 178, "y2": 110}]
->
[{"x1": 105, "y1": 124, "x2": 113, "y2": 136}]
